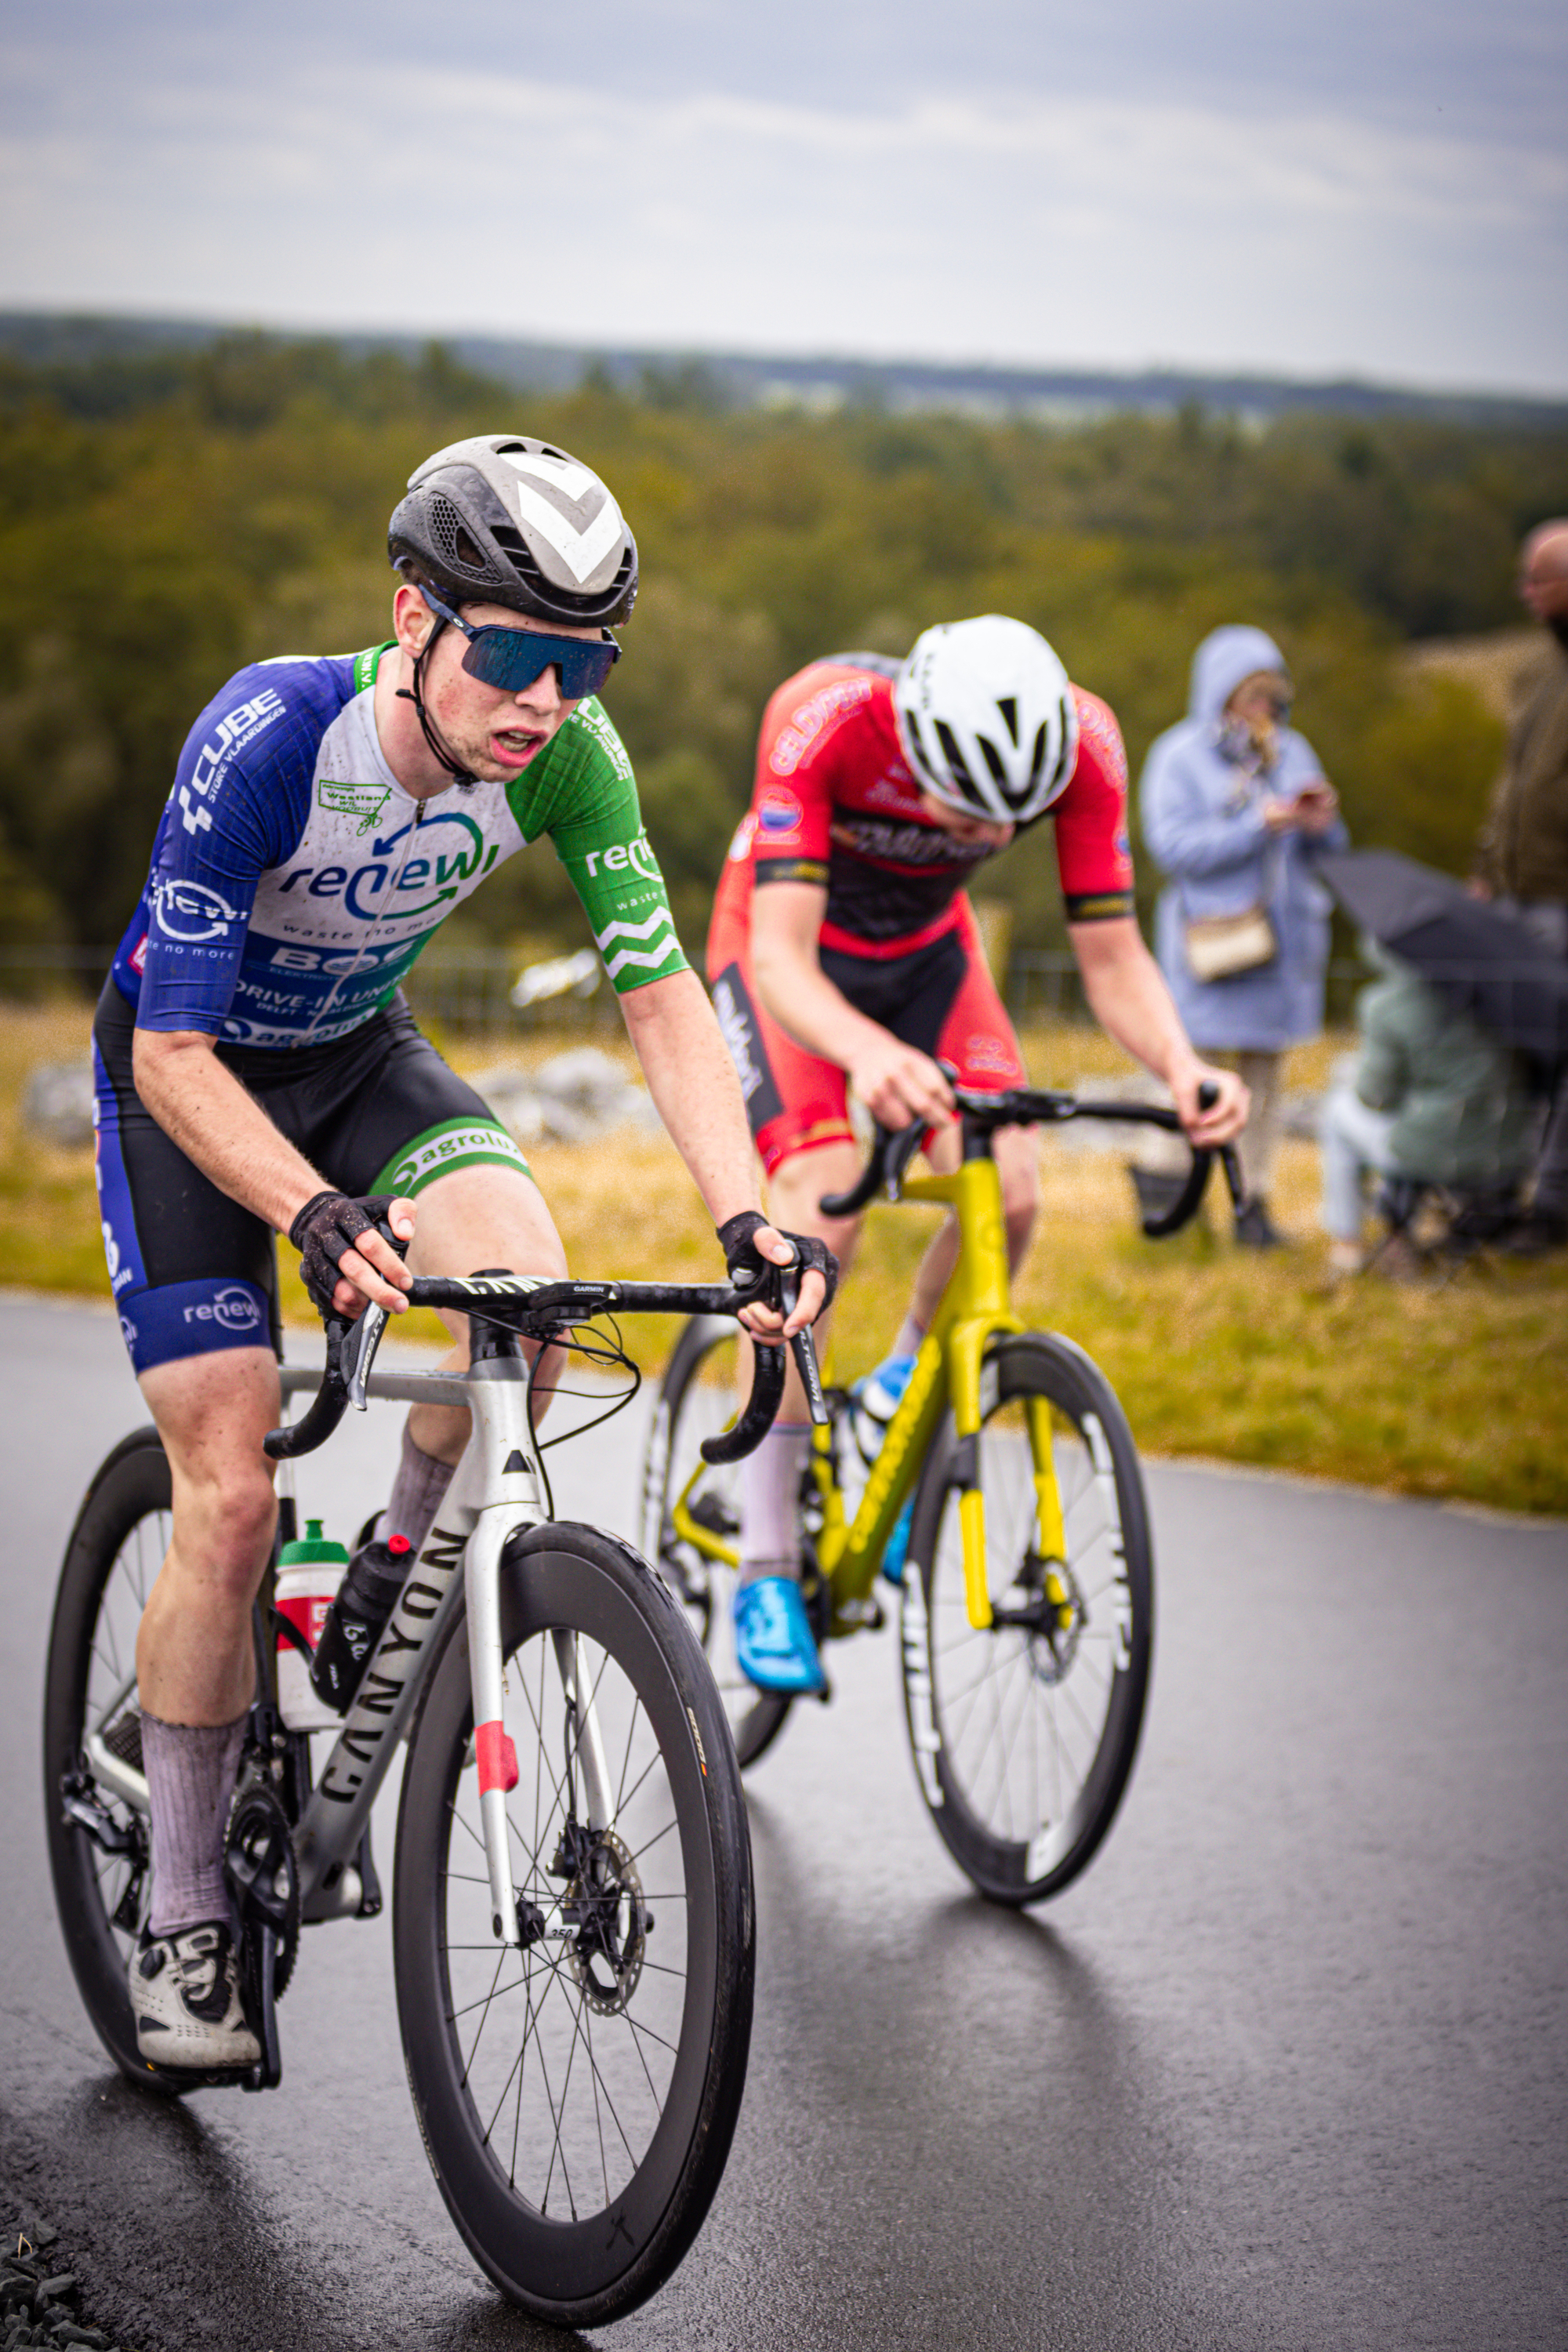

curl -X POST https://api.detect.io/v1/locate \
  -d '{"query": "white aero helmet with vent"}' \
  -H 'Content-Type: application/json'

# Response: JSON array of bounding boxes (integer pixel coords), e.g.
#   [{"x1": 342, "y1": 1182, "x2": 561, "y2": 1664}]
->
[{"x1": 894, "y1": 616, "x2": 1078, "y2": 824}]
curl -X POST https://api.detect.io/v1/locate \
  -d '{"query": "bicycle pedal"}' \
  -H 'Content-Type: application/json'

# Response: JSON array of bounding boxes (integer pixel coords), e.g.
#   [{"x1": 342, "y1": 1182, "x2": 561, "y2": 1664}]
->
[
  {"x1": 172, "y1": 2062, "x2": 274, "y2": 2094},
  {"x1": 831, "y1": 1596, "x2": 885, "y2": 1638}
]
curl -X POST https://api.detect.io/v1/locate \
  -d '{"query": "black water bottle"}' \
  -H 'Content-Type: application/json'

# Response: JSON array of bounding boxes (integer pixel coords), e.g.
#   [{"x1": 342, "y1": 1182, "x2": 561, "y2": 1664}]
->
[{"x1": 310, "y1": 1532, "x2": 414, "y2": 1712}]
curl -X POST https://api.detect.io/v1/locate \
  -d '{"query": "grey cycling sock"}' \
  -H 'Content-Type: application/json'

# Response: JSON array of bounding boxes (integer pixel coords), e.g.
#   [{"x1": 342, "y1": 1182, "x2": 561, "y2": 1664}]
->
[
  {"x1": 738, "y1": 1422, "x2": 812, "y2": 1588},
  {"x1": 892, "y1": 1312, "x2": 927, "y2": 1362},
  {"x1": 385, "y1": 1419, "x2": 458, "y2": 1559},
  {"x1": 141, "y1": 1710, "x2": 248, "y2": 1937}
]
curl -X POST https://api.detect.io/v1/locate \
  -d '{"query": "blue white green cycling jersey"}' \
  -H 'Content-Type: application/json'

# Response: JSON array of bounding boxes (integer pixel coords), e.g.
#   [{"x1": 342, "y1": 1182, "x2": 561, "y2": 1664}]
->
[{"x1": 112, "y1": 642, "x2": 688, "y2": 1047}]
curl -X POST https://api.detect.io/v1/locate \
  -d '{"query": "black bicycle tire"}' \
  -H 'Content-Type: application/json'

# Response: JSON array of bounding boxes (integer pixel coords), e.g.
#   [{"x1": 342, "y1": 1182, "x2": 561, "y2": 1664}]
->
[
  {"x1": 648, "y1": 1315, "x2": 793, "y2": 1769},
  {"x1": 901, "y1": 1333, "x2": 1154, "y2": 1906},
  {"x1": 42, "y1": 1428, "x2": 189, "y2": 2095},
  {"x1": 393, "y1": 1519, "x2": 756, "y2": 2328}
]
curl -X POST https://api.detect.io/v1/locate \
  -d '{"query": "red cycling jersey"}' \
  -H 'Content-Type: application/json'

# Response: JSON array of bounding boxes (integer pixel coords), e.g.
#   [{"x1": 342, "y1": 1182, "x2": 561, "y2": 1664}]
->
[
  {"x1": 706, "y1": 656, "x2": 1137, "y2": 1174},
  {"x1": 709, "y1": 658, "x2": 1135, "y2": 966}
]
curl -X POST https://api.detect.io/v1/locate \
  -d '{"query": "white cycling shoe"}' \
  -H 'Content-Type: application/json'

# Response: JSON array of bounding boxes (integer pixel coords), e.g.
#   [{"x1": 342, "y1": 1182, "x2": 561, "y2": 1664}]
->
[{"x1": 129, "y1": 1922, "x2": 261, "y2": 2068}]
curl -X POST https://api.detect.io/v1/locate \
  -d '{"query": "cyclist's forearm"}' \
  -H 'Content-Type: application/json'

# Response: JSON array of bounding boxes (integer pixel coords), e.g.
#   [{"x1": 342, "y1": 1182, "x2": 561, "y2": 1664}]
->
[
  {"x1": 752, "y1": 937, "x2": 887, "y2": 1072},
  {"x1": 1068, "y1": 919, "x2": 1204, "y2": 1089},
  {"x1": 131, "y1": 1029, "x2": 331, "y2": 1232},
  {"x1": 619, "y1": 971, "x2": 764, "y2": 1226}
]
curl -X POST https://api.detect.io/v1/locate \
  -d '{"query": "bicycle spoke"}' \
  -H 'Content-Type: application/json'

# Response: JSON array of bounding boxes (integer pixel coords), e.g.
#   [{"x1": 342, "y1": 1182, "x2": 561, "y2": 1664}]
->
[
  {"x1": 458, "y1": 1942, "x2": 511, "y2": 2087},
  {"x1": 913, "y1": 1356, "x2": 1149, "y2": 1893}
]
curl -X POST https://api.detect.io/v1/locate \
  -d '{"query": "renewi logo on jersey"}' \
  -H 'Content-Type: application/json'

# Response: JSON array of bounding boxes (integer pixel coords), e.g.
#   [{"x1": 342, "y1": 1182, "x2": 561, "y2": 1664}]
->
[
  {"x1": 577, "y1": 827, "x2": 661, "y2": 884},
  {"x1": 274, "y1": 809, "x2": 500, "y2": 924}
]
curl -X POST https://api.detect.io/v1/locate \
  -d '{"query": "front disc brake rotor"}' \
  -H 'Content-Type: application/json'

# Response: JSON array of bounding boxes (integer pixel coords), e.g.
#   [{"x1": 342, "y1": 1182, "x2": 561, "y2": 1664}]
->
[
  {"x1": 565, "y1": 1828, "x2": 648, "y2": 2016},
  {"x1": 1001, "y1": 1551, "x2": 1084, "y2": 1686}
]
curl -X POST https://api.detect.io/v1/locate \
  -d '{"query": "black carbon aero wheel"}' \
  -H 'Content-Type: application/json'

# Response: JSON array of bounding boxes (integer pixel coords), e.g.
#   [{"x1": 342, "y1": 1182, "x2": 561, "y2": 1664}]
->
[
  {"x1": 393, "y1": 1520, "x2": 756, "y2": 2328},
  {"x1": 901, "y1": 1334, "x2": 1154, "y2": 1906},
  {"x1": 42, "y1": 1429, "x2": 188, "y2": 2092},
  {"x1": 641, "y1": 1316, "x2": 792, "y2": 1769}
]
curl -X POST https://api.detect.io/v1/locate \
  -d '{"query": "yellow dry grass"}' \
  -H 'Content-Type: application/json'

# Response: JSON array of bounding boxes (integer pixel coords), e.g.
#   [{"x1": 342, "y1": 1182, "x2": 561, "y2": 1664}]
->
[{"x1": 2, "y1": 1004, "x2": 1563, "y2": 1513}]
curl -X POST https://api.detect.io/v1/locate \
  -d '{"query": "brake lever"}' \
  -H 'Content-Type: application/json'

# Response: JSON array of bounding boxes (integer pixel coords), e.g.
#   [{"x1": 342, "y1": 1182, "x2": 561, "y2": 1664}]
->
[
  {"x1": 778, "y1": 1263, "x2": 830, "y2": 1428},
  {"x1": 341, "y1": 1214, "x2": 409, "y2": 1411},
  {"x1": 342, "y1": 1301, "x2": 388, "y2": 1411}
]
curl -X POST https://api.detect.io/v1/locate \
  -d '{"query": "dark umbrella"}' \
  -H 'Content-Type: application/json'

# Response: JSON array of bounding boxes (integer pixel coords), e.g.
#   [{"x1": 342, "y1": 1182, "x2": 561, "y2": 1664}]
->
[{"x1": 1317, "y1": 848, "x2": 1568, "y2": 1065}]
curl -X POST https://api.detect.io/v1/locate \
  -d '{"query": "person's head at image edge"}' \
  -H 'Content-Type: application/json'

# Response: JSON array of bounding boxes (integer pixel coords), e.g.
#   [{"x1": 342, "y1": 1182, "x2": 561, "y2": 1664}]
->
[
  {"x1": 1518, "y1": 520, "x2": 1568, "y2": 644},
  {"x1": 385, "y1": 434, "x2": 637, "y2": 787}
]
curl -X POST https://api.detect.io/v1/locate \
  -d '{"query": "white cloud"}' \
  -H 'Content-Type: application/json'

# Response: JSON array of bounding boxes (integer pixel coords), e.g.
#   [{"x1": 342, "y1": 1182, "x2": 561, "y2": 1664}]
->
[{"x1": 1, "y1": 46, "x2": 1563, "y2": 391}]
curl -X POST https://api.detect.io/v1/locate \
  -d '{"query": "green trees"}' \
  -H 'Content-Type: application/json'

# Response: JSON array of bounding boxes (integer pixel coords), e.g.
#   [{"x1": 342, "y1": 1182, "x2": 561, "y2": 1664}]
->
[{"x1": 0, "y1": 336, "x2": 1558, "y2": 971}]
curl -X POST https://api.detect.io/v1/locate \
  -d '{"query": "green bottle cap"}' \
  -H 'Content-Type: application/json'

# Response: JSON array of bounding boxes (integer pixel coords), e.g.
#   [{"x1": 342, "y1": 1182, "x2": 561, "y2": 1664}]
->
[{"x1": 278, "y1": 1516, "x2": 350, "y2": 1568}]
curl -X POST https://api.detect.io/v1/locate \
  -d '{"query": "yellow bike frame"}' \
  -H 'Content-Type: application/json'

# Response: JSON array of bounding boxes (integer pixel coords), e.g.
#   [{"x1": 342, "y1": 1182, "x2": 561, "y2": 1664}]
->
[{"x1": 671, "y1": 1149, "x2": 1067, "y2": 1633}]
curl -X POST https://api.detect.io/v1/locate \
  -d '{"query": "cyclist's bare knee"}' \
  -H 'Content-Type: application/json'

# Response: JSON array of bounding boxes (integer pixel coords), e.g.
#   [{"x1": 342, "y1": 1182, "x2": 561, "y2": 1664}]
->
[
  {"x1": 996, "y1": 1128, "x2": 1040, "y2": 1267},
  {"x1": 140, "y1": 1348, "x2": 280, "y2": 1527},
  {"x1": 136, "y1": 1348, "x2": 281, "y2": 1713}
]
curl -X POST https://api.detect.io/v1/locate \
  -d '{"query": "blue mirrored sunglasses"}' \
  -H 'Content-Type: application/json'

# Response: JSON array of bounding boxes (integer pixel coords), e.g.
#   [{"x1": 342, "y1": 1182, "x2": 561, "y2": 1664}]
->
[{"x1": 417, "y1": 585, "x2": 621, "y2": 699}]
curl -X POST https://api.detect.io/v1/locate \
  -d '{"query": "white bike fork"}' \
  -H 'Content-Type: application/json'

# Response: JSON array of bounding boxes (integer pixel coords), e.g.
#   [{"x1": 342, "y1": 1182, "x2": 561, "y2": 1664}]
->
[{"x1": 462, "y1": 1363, "x2": 615, "y2": 1948}]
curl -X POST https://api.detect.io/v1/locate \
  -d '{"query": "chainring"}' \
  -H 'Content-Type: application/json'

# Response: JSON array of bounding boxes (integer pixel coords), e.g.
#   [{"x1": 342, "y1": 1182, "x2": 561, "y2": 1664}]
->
[{"x1": 224, "y1": 1779, "x2": 302, "y2": 2003}]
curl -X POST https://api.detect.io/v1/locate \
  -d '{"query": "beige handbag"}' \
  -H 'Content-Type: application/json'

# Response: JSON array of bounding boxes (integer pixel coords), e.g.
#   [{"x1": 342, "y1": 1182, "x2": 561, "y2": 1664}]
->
[
  {"x1": 1183, "y1": 902, "x2": 1278, "y2": 982},
  {"x1": 1181, "y1": 839, "x2": 1281, "y2": 982}
]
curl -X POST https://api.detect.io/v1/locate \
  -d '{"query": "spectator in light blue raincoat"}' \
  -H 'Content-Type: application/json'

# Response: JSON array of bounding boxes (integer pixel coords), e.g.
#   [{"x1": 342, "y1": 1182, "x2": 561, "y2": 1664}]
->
[{"x1": 1141, "y1": 626, "x2": 1348, "y2": 1247}]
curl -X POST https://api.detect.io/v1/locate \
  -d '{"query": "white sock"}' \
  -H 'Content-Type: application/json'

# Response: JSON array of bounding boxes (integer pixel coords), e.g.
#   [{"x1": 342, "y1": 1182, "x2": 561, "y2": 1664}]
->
[
  {"x1": 739, "y1": 1422, "x2": 812, "y2": 1588},
  {"x1": 892, "y1": 1313, "x2": 926, "y2": 1362}
]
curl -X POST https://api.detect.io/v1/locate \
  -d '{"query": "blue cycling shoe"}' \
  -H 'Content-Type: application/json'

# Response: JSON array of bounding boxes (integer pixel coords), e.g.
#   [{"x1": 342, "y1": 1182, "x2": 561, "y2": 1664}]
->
[
  {"x1": 734, "y1": 1575, "x2": 826, "y2": 1695},
  {"x1": 851, "y1": 1352, "x2": 917, "y2": 1446}
]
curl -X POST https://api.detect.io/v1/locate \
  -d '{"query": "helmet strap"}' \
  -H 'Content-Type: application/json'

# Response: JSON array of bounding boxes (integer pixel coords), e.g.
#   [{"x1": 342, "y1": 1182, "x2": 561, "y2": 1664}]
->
[{"x1": 395, "y1": 620, "x2": 477, "y2": 789}]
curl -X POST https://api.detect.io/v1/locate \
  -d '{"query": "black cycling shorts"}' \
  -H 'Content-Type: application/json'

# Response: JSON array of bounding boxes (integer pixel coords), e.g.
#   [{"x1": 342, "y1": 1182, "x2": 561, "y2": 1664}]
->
[{"x1": 92, "y1": 982, "x2": 531, "y2": 1374}]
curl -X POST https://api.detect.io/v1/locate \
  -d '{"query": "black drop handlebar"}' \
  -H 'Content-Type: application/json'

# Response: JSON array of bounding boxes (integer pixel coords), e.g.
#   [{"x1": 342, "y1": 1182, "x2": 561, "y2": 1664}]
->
[
  {"x1": 264, "y1": 1243, "x2": 826, "y2": 1468},
  {"x1": 818, "y1": 1083, "x2": 1246, "y2": 1235}
]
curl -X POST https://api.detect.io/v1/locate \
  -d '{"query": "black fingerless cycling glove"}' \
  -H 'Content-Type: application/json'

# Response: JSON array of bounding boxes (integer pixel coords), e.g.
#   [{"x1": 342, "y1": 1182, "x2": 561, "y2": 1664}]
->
[
  {"x1": 716, "y1": 1211, "x2": 839, "y2": 1312},
  {"x1": 289, "y1": 1191, "x2": 398, "y2": 1319}
]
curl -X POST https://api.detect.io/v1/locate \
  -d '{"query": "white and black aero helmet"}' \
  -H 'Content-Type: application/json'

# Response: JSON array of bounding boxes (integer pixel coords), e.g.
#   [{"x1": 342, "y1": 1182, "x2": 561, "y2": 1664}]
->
[
  {"x1": 388, "y1": 434, "x2": 638, "y2": 626},
  {"x1": 894, "y1": 616, "x2": 1078, "y2": 824}
]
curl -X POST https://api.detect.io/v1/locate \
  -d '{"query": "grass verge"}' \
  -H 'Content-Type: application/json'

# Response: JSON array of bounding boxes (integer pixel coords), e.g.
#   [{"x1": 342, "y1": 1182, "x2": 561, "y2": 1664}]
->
[{"x1": 2, "y1": 1003, "x2": 1563, "y2": 1515}]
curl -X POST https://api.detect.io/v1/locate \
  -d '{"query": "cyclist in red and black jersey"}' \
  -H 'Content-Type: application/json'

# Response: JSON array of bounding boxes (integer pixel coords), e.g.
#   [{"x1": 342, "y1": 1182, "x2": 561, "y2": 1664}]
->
[{"x1": 708, "y1": 615, "x2": 1250, "y2": 1693}]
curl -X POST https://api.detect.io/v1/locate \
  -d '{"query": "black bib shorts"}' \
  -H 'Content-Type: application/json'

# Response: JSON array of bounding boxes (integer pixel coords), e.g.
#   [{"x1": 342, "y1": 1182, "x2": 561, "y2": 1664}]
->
[{"x1": 91, "y1": 982, "x2": 530, "y2": 1374}]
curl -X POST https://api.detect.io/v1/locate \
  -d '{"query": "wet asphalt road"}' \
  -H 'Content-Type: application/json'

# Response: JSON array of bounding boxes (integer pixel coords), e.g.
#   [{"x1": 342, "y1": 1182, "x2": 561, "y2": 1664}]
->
[{"x1": 2, "y1": 1292, "x2": 1566, "y2": 2352}]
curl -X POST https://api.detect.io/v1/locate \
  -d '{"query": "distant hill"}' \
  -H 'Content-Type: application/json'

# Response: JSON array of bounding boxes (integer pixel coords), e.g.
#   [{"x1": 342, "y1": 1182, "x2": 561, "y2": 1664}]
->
[{"x1": 2, "y1": 310, "x2": 1564, "y2": 432}]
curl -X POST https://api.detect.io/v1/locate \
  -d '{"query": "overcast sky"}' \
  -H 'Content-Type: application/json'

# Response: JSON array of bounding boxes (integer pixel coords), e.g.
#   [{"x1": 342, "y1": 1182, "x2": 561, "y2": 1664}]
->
[{"x1": 4, "y1": 0, "x2": 1565, "y2": 394}]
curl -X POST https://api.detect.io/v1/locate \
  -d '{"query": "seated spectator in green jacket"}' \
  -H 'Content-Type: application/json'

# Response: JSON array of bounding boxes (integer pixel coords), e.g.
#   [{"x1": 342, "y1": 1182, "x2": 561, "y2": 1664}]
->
[{"x1": 1319, "y1": 944, "x2": 1536, "y2": 1273}]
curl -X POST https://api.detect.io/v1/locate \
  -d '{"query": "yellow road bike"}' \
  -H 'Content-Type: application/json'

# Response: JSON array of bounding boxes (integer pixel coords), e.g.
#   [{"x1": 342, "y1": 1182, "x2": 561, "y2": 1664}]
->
[{"x1": 642, "y1": 1084, "x2": 1241, "y2": 1905}]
